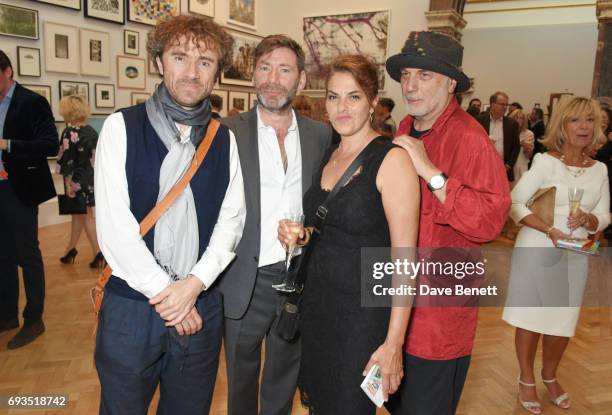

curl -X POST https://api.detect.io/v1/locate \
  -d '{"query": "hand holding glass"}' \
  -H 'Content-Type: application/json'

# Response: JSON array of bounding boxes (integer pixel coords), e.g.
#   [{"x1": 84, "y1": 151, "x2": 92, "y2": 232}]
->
[
  {"x1": 567, "y1": 187, "x2": 584, "y2": 239},
  {"x1": 273, "y1": 213, "x2": 304, "y2": 293}
]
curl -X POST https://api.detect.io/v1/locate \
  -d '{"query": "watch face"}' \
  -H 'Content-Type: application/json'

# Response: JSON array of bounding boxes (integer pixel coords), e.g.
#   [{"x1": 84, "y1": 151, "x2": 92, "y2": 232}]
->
[{"x1": 430, "y1": 175, "x2": 445, "y2": 189}]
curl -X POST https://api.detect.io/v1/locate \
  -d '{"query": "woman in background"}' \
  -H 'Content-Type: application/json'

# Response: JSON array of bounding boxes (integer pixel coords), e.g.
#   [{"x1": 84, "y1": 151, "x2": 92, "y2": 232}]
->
[
  {"x1": 57, "y1": 95, "x2": 104, "y2": 268},
  {"x1": 508, "y1": 109, "x2": 535, "y2": 185}
]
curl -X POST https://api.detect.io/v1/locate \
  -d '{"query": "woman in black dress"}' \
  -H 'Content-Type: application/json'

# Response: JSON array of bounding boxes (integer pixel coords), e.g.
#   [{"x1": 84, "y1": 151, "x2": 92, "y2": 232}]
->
[
  {"x1": 279, "y1": 55, "x2": 420, "y2": 414},
  {"x1": 57, "y1": 95, "x2": 104, "y2": 268}
]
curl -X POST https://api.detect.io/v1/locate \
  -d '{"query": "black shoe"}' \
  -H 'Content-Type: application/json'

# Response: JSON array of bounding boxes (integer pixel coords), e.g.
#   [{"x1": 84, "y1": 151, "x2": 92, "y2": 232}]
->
[
  {"x1": 89, "y1": 252, "x2": 105, "y2": 269},
  {"x1": 7, "y1": 320, "x2": 45, "y2": 349},
  {"x1": 60, "y1": 248, "x2": 78, "y2": 264},
  {"x1": 0, "y1": 318, "x2": 19, "y2": 333}
]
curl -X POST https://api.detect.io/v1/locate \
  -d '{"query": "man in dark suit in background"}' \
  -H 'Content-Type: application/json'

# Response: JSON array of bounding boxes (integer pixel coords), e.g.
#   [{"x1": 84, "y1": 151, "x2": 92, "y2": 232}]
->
[
  {"x1": 0, "y1": 50, "x2": 58, "y2": 349},
  {"x1": 219, "y1": 35, "x2": 332, "y2": 415},
  {"x1": 477, "y1": 91, "x2": 520, "y2": 181}
]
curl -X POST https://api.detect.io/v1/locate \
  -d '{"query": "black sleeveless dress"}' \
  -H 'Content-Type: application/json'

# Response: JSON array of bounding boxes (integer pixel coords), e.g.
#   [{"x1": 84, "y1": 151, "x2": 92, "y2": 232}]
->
[{"x1": 298, "y1": 137, "x2": 395, "y2": 414}]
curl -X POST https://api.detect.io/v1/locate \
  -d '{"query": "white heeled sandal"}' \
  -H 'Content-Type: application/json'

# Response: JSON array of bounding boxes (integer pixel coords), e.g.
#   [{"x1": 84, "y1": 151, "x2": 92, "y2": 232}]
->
[
  {"x1": 518, "y1": 377, "x2": 543, "y2": 414},
  {"x1": 542, "y1": 377, "x2": 571, "y2": 409}
]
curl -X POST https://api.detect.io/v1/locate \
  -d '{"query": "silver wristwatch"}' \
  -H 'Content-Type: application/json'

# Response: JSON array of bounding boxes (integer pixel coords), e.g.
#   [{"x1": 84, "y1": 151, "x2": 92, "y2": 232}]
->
[{"x1": 427, "y1": 173, "x2": 448, "y2": 191}]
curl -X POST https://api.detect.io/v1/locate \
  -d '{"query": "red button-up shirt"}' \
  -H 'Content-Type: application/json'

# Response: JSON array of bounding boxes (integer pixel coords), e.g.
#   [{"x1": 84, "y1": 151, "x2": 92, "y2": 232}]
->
[{"x1": 397, "y1": 98, "x2": 511, "y2": 360}]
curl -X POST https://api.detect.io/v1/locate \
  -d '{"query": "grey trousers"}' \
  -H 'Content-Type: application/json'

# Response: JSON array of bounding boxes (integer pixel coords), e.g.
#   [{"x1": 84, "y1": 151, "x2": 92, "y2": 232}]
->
[{"x1": 224, "y1": 262, "x2": 301, "y2": 415}]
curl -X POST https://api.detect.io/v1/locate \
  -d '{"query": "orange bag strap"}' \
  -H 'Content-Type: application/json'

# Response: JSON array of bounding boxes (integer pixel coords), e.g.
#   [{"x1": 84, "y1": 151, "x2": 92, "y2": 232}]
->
[{"x1": 92, "y1": 119, "x2": 221, "y2": 315}]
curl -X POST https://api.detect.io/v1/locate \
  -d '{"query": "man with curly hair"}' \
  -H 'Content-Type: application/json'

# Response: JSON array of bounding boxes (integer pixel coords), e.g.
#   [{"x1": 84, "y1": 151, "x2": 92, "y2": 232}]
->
[{"x1": 94, "y1": 16, "x2": 245, "y2": 414}]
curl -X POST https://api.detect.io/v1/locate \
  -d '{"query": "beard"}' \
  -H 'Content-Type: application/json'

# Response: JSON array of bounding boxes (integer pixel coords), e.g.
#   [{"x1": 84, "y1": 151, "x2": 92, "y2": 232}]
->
[{"x1": 256, "y1": 82, "x2": 298, "y2": 113}]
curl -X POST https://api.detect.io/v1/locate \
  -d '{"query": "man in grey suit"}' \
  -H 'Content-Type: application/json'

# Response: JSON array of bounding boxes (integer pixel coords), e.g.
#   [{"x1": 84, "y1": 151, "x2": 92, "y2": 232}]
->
[{"x1": 220, "y1": 35, "x2": 332, "y2": 415}]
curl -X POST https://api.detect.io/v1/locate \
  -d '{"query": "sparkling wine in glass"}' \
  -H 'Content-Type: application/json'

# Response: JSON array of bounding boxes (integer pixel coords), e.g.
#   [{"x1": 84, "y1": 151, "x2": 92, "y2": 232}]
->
[
  {"x1": 567, "y1": 187, "x2": 584, "y2": 239},
  {"x1": 273, "y1": 213, "x2": 304, "y2": 293}
]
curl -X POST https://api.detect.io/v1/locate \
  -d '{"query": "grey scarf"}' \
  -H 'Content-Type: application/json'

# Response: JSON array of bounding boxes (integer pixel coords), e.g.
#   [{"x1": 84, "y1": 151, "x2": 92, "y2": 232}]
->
[{"x1": 145, "y1": 84, "x2": 212, "y2": 280}]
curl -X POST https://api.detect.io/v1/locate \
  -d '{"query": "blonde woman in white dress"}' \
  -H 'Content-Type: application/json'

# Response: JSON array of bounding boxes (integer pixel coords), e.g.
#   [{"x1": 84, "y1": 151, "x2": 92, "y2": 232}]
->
[
  {"x1": 502, "y1": 97, "x2": 610, "y2": 414},
  {"x1": 509, "y1": 109, "x2": 534, "y2": 185}
]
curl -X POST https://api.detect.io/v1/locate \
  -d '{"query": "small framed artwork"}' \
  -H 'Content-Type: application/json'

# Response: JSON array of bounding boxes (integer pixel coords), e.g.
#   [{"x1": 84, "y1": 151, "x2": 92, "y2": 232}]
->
[
  {"x1": 229, "y1": 91, "x2": 249, "y2": 113},
  {"x1": 131, "y1": 92, "x2": 150, "y2": 106},
  {"x1": 34, "y1": 0, "x2": 81, "y2": 10},
  {"x1": 189, "y1": 0, "x2": 214, "y2": 17},
  {"x1": 228, "y1": 0, "x2": 256, "y2": 31},
  {"x1": 124, "y1": 30, "x2": 139, "y2": 56},
  {"x1": 22, "y1": 84, "x2": 52, "y2": 104},
  {"x1": 84, "y1": 0, "x2": 125, "y2": 24},
  {"x1": 17, "y1": 47, "x2": 41, "y2": 77},
  {"x1": 44, "y1": 22, "x2": 79, "y2": 74},
  {"x1": 59, "y1": 80, "x2": 90, "y2": 105},
  {"x1": 249, "y1": 92, "x2": 258, "y2": 109},
  {"x1": 117, "y1": 56, "x2": 146, "y2": 90},
  {"x1": 148, "y1": 53, "x2": 160, "y2": 75},
  {"x1": 94, "y1": 83, "x2": 115, "y2": 108},
  {"x1": 80, "y1": 29, "x2": 110, "y2": 77},
  {"x1": 211, "y1": 89, "x2": 228, "y2": 117},
  {"x1": 222, "y1": 29, "x2": 262, "y2": 86},
  {"x1": 0, "y1": 3, "x2": 39, "y2": 40},
  {"x1": 128, "y1": 0, "x2": 180, "y2": 26}
]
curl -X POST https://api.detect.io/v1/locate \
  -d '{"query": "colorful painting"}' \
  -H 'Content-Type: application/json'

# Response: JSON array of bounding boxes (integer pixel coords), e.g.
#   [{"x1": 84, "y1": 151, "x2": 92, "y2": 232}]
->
[
  {"x1": 229, "y1": 0, "x2": 255, "y2": 30},
  {"x1": 221, "y1": 29, "x2": 262, "y2": 86},
  {"x1": 303, "y1": 10, "x2": 390, "y2": 91},
  {"x1": 128, "y1": 0, "x2": 179, "y2": 27}
]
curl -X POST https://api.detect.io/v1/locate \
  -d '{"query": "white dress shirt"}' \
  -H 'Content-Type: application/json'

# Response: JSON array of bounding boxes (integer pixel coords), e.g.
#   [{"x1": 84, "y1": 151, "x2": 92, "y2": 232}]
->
[
  {"x1": 94, "y1": 112, "x2": 246, "y2": 298},
  {"x1": 256, "y1": 107, "x2": 303, "y2": 267},
  {"x1": 489, "y1": 116, "x2": 504, "y2": 158}
]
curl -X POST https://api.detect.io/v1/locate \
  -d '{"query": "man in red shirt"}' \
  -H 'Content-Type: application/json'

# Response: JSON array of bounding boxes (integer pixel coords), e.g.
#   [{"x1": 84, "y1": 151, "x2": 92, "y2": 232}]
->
[{"x1": 385, "y1": 31, "x2": 511, "y2": 414}]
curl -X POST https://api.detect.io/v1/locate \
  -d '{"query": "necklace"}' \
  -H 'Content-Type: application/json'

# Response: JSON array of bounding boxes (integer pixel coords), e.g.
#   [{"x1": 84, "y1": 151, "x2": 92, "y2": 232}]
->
[{"x1": 559, "y1": 153, "x2": 588, "y2": 178}]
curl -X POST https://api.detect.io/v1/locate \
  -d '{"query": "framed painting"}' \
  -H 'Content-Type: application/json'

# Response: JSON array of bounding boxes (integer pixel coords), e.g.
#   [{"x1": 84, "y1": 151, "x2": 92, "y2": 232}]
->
[
  {"x1": 229, "y1": 91, "x2": 249, "y2": 113},
  {"x1": 34, "y1": 0, "x2": 81, "y2": 10},
  {"x1": 228, "y1": 0, "x2": 255, "y2": 30},
  {"x1": 44, "y1": 22, "x2": 79, "y2": 74},
  {"x1": 84, "y1": 0, "x2": 125, "y2": 24},
  {"x1": 189, "y1": 0, "x2": 214, "y2": 17},
  {"x1": 117, "y1": 56, "x2": 146, "y2": 90},
  {"x1": 249, "y1": 92, "x2": 258, "y2": 109},
  {"x1": 211, "y1": 89, "x2": 228, "y2": 117},
  {"x1": 22, "y1": 84, "x2": 52, "y2": 104},
  {"x1": 131, "y1": 92, "x2": 150, "y2": 105},
  {"x1": 221, "y1": 29, "x2": 262, "y2": 87},
  {"x1": 59, "y1": 80, "x2": 90, "y2": 105},
  {"x1": 128, "y1": 0, "x2": 180, "y2": 27},
  {"x1": 17, "y1": 47, "x2": 41, "y2": 77},
  {"x1": 94, "y1": 83, "x2": 115, "y2": 108},
  {"x1": 124, "y1": 30, "x2": 139, "y2": 56},
  {"x1": 303, "y1": 10, "x2": 390, "y2": 91},
  {"x1": 80, "y1": 29, "x2": 110, "y2": 77},
  {"x1": 148, "y1": 53, "x2": 160, "y2": 75},
  {"x1": 0, "y1": 3, "x2": 39, "y2": 40}
]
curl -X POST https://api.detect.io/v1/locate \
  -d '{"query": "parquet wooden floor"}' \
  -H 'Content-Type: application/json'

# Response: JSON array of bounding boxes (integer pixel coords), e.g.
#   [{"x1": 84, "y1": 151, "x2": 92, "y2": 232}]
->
[{"x1": 0, "y1": 223, "x2": 610, "y2": 414}]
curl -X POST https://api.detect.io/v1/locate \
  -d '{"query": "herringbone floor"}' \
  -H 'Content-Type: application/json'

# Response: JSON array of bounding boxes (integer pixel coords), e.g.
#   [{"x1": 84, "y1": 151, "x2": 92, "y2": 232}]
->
[{"x1": 0, "y1": 223, "x2": 610, "y2": 414}]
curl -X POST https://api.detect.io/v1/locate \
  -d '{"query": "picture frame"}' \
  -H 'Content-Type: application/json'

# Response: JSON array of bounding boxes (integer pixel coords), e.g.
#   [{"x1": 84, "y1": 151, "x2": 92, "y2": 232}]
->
[
  {"x1": 229, "y1": 91, "x2": 249, "y2": 113},
  {"x1": 128, "y1": 0, "x2": 180, "y2": 27},
  {"x1": 124, "y1": 30, "x2": 139, "y2": 56},
  {"x1": 94, "y1": 83, "x2": 115, "y2": 108},
  {"x1": 211, "y1": 89, "x2": 228, "y2": 117},
  {"x1": 59, "y1": 80, "x2": 90, "y2": 105},
  {"x1": 88, "y1": 114, "x2": 108, "y2": 135},
  {"x1": 131, "y1": 92, "x2": 150, "y2": 106},
  {"x1": 228, "y1": 0, "x2": 256, "y2": 31},
  {"x1": 34, "y1": 0, "x2": 81, "y2": 11},
  {"x1": 44, "y1": 22, "x2": 79, "y2": 74},
  {"x1": 189, "y1": 0, "x2": 214, "y2": 17},
  {"x1": 84, "y1": 0, "x2": 125, "y2": 24},
  {"x1": 117, "y1": 55, "x2": 146, "y2": 90},
  {"x1": 249, "y1": 92, "x2": 258, "y2": 110},
  {"x1": 221, "y1": 29, "x2": 263, "y2": 87},
  {"x1": 80, "y1": 28, "x2": 111, "y2": 77},
  {"x1": 22, "y1": 84, "x2": 52, "y2": 104},
  {"x1": 148, "y1": 53, "x2": 160, "y2": 75},
  {"x1": 0, "y1": 3, "x2": 39, "y2": 40},
  {"x1": 17, "y1": 47, "x2": 41, "y2": 77}
]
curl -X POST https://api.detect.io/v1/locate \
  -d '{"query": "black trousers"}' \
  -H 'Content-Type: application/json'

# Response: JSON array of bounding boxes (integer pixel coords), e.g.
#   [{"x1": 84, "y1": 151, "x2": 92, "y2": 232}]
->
[
  {"x1": 386, "y1": 353, "x2": 471, "y2": 415},
  {"x1": 0, "y1": 180, "x2": 45, "y2": 322}
]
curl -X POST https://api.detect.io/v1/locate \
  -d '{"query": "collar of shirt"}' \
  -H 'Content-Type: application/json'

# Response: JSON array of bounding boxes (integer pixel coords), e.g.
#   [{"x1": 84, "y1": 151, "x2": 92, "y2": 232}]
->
[
  {"x1": 398, "y1": 97, "x2": 460, "y2": 139},
  {"x1": 256, "y1": 106, "x2": 298, "y2": 134},
  {"x1": 489, "y1": 115, "x2": 503, "y2": 125}
]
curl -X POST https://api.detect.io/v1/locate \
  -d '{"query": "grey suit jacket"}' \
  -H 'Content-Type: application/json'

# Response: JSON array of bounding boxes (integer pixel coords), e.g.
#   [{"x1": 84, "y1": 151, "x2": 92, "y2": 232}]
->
[{"x1": 218, "y1": 107, "x2": 332, "y2": 319}]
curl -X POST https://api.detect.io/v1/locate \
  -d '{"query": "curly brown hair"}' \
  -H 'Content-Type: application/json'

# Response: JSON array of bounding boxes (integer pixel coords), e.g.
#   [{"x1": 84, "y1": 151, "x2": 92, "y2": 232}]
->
[{"x1": 146, "y1": 15, "x2": 234, "y2": 78}]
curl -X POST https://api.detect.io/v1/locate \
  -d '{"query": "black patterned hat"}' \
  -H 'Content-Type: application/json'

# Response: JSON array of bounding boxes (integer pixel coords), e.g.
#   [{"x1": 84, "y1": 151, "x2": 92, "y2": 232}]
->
[{"x1": 386, "y1": 31, "x2": 471, "y2": 93}]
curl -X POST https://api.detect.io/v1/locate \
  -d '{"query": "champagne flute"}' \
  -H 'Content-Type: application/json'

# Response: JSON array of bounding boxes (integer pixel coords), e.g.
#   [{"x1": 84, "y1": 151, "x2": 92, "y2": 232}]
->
[
  {"x1": 272, "y1": 213, "x2": 304, "y2": 293},
  {"x1": 567, "y1": 187, "x2": 584, "y2": 240}
]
